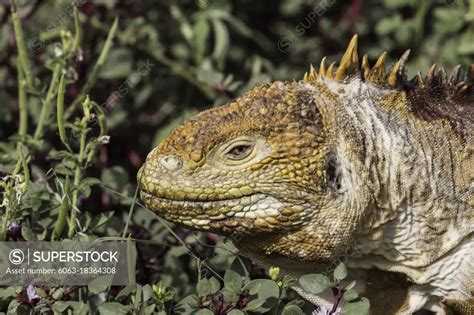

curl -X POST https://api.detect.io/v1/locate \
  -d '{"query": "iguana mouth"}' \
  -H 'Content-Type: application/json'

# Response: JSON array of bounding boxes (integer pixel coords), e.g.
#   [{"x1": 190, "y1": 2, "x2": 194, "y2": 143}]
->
[
  {"x1": 139, "y1": 190, "x2": 288, "y2": 231},
  {"x1": 140, "y1": 188, "x2": 256, "y2": 204}
]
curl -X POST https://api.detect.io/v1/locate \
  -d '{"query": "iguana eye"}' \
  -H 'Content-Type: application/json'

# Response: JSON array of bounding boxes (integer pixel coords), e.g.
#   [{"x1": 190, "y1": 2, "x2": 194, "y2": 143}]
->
[
  {"x1": 208, "y1": 135, "x2": 272, "y2": 170},
  {"x1": 226, "y1": 144, "x2": 252, "y2": 160}
]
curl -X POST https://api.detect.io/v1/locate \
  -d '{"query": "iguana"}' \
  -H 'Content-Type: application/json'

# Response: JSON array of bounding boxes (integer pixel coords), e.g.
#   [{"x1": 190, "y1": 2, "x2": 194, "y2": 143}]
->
[{"x1": 138, "y1": 35, "x2": 473, "y2": 314}]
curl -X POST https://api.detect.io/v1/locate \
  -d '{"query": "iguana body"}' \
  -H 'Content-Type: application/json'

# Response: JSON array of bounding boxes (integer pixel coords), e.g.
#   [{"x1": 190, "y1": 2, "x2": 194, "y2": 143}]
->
[{"x1": 138, "y1": 36, "x2": 473, "y2": 314}]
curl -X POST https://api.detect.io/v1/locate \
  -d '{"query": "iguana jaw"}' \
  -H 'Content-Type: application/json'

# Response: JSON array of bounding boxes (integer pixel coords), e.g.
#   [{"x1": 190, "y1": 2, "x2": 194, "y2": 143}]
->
[{"x1": 139, "y1": 188, "x2": 290, "y2": 233}]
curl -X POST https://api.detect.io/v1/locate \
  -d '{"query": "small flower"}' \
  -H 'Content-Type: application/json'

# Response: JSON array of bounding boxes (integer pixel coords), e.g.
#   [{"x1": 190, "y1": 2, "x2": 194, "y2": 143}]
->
[
  {"x1": 269, "y1": 266, "x2": 280, "y2": 281},
  {"x1": 7, "y1": 221, "x2": 21, "y2": 237},
  {"x1": 98, "y1": 135, "x2": 110, "y2": 144},
  {"x1": 26, "y1": 285, "x2": 40, "y2": 303}
]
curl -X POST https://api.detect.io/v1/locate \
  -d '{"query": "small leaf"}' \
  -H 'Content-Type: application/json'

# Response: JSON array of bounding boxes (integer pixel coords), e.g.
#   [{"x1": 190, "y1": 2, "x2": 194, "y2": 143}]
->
[
  {"x1": 281, "y1": 304, "x2": 304, "y2": 315},
  {"x1": 242, "y1": 279, "x2": 279, "y2": 312},
  {"x1": 209, "y1": 277, "x2": 220, "y2": 294},
  {"x1": 299, "y1": 274, "x2": 332, "y2": 294},
  {"x1": 343, "y1": 289, "x2": 359, "y2": 302},
  {"x1": 0, "y1": 287, "x2": 17, "y2": 298},
  {"x1": 196, "y1": 278, "x2": 210, "y2": 296},
  {"x1": 98, "y1": 302, "x2": 130, "y2": 315},
  {"x1": 244, "y1": 280, "x2": 262, "y2": 295},
  {"x1": 211, "y1": 19, "x2": 229, "y2": 65},
  {"x1": 341, "y1": 297, "x2": 370, "y2": 315},
  {"x1": 222, "y1": 289, "x2": 239, "y2": 303},
  {"x1": 21, "y1": 226, "x2": 35, "y2": 241},
  {"x1": 227, "y1": 310, "x2": 245, "y2": 315},
  {"x1": 345, "y1": 280, "x2": 356, "y2": 291},
  {"x1": 88, "y1": 211, "x2": 114, "y2": 231},
  {"x1": 88, "y1": 278, "x2": 108, "y2": 294},
  {"x1": 224, "y1": 270, "x2": 242, "y2": 293},
  {"x1": 193, "y1": 15, "x2": 210, "y2": 64},
  {"x1": 244, "y1": 298, "x2": 265, "y2": 311},
  {"x1": 195, "y1": 309, "x2": 214, "y2": 315},
  {"x1": 334, "y1": 263, "x2": 348, "y2": 281}
]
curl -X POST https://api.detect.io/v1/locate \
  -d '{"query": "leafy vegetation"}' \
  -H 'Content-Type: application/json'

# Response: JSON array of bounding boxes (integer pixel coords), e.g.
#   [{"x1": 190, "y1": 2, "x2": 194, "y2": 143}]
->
[{"x1": 0, "y1": 0, "x2": 472, "y2": 314}]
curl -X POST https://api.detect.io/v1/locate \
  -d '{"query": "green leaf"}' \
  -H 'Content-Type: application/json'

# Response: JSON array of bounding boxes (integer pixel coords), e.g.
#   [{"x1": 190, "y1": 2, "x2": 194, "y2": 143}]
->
[
  {"x1": 79, "y1": 177, "x2": 101, "y2": 188},
  {"x1": 281, "y1": 304, "x2": 304, "y2": 315},
  {"x1": 79, "y1": 177, "x2": 100, "y2": 198},
  {"x1": 195, "y1": 309, "x2": 214, "y2": 315},
  {"x1": 227, "y1": 310, "x2": 245, "y2": 315},
  {"x1": 243, "y1": 279, "x2": 279, "y2": 312},
  {"x1": 345, "y1": 280, "x2": 356, "y2": 291},
  {"x1": 343, "y1": 289, "x2": 359, "y2": 302},
  {"x1": 142, "y1": 284, "x2": 153, "y2": 303},
  {"x1": 0, "y1": 287, "x2": 17, "y2": 298},
  {"x1": 196, "y1": 278, "x2": 210, "y2": 296},
  {"x1": 299, "y1": 274, "x2": 332, "y2": 294},
  {"x1": 211, "y1": 19, "x2": 229, "y2": 65},
  {"x1": 52, "y1": 301, "x2": 69, "y2": 313},
  {"x1": 222, "y1": 289, "x2": 239, "y2": 303},
  {"x1": 341, "y1": 297, "x2": 370, "y2": 315},
  {"x1": 224, "y1": 269, "x2": 242, "y2": 293},
  {"x1": 88, "y1": 211, "x2": 114, "y2": 231},
  {"x1": 334, "y1": 263, "x2": 348, "y2": 281},
  {"x1": 52, "y1": 301, "x2": 88, "y2": 315},
  {"x1": 195, "y1": 68, "x2": 224, "y2": 86},
  {"x1": 244, "y1": 280, "x2": 262, "y2": 295},
  {"x1": 88, "y1": 277, "x2": 108, "y2": 294},
  {"x1": 98, "y1": 302, "x2": 130, "y2": 315},
  {"x1": 244, "y1": 298, "x2": 265, "y2": 311},
  {"x1": 115, "y1": 285, "x2": 135, "y2": 300},
  {"x1": 209, "y1": 277, "x2": 221, "y2": 294},
  {"x1": 193, "y1": 15, "x2": 210, "y2": 64},
  {"x1": 21, "y1": 226, "x2": 35, "y2": 241}
]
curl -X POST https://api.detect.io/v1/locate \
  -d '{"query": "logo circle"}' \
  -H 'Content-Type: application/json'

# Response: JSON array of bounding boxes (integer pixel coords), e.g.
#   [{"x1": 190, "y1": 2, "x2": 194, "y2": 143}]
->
[
  {"x1": 9, "y1": 249, "x2": 25, "y2": 265},
  {"x1": 278, "y1": 37, "x2": 294, "y2": 53}
]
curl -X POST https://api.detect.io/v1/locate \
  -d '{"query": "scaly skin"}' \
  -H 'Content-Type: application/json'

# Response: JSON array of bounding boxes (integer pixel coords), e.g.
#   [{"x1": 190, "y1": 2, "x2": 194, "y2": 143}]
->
[{"x1": 138, "y1": 36, "x2": 473, "y2": 314}]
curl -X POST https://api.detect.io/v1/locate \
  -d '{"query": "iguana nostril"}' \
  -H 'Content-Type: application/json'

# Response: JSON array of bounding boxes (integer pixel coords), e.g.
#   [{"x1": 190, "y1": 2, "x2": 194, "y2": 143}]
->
[{"x1": 159, "y1": 155, "x2": 183, "y2": 171}]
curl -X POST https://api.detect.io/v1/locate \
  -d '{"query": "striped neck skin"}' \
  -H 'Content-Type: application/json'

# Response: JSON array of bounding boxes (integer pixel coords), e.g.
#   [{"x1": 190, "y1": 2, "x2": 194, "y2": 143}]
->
[{"x1": 305, "y1": 77, "x2": 471, "y2": 273}]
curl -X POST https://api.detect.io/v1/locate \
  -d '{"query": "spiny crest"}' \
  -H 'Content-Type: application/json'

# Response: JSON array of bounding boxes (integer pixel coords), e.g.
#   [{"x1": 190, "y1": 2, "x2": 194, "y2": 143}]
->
[{"x1": 303, "y1": 35, "x2": 474, "y2": 96}]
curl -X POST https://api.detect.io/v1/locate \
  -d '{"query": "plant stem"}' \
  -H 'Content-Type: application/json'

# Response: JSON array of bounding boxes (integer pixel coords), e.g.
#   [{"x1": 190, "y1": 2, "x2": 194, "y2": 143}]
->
[
  {"x1": 65, "y1": 18, "x2": 119, "y2": 118},
  {"x1": 11, "y1": 1, "x2": 34, "y2": 88},
  {"x1": 0, "y1": 184, "x2": 13, "y2": 241},
  {"x1": 121, "y1": 186, "x2": 139, "y2": 239},
  {"x1": 17, "y1": 59, "x2": 28, "y2": 137},
  {"x1": 330, "y1": 287, "x2": 344, "y2": 314},
  {"x1": 71, "y1": 8, "x2": 81, "y2": 57},
  {"x1": 33, "y1": 62, "x2": 62, "y2": 140},
  {"x1": 67, "y1": 118, "x2": 88, "y2": 238}
]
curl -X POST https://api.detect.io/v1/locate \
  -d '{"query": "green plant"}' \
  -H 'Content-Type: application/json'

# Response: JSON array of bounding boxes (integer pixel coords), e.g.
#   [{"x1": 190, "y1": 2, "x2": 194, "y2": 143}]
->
[
  {"x1": 299, "y1": 263, "x2": 369, "y2": 315},
  {"x1": 1, "y1": 0, "x2": 471, "y2": 314}
]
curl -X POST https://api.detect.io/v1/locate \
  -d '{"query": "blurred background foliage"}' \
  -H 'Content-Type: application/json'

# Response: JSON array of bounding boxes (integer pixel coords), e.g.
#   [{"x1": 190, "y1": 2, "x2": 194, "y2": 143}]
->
[{"x1": 0, "y1": 0, "x2": 472, "y2": 313}]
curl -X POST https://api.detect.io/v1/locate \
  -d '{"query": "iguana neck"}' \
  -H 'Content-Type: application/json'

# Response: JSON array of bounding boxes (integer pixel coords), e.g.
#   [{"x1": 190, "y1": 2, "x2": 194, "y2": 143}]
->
[{"x1": 308, "y1": 78, "x2": 472, "y2": 270}]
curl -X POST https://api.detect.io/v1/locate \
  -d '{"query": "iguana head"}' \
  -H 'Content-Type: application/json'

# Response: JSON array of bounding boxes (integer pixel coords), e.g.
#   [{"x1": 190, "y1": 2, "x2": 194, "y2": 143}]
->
[
  {"x1": 138, "y1": 35, "x2": 473, "y2": 261},
  {"x1": 138, "y1": 80, "x2": 330, "y2": 235}
]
